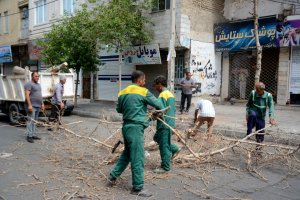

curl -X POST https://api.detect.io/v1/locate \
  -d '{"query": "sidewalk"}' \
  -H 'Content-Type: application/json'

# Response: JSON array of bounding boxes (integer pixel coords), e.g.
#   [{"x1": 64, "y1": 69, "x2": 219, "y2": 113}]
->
[{"x1": 72, "y1": 98, "x2": 300, "y2": 146}]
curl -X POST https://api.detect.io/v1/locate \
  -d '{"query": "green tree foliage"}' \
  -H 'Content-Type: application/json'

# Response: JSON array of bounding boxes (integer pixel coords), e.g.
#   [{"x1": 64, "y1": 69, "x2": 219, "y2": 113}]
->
[
  {"x1": 38, "y1": 6, "x2": 99, "y2": 105},
  {"x1": 92, "y1": 0, "x2": 154, "y2": 51},
  {"x1": 38, "y1": 7, "x2": 99, "y2": 74}
]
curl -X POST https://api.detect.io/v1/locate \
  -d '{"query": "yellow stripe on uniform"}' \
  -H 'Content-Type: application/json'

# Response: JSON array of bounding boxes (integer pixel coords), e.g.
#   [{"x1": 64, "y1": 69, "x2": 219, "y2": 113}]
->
[
  {"x1": 118, "y1": 84, "x2": 148, "y2": 97},
  {"x1": 159, "y1": 90, "x2": 174, "y2": 101}
]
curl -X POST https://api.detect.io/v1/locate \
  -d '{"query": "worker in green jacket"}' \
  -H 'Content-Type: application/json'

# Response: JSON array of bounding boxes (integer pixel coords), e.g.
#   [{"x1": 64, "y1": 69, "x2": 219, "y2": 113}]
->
[
  {"x1": 246, "y1": 82, "x2": 276, "y2": 143},
  {"x1": 108, "y1": 70, "x2": 163, "y2": 198},
  {"x1": 153, "y1": 75, "x2": 180, "y2": 174}
]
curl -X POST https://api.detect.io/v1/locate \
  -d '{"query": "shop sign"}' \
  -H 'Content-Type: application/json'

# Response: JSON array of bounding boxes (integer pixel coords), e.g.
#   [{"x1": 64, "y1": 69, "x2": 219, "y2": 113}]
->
[
  {"x1": 276, "y1": 20, "x2": 300, "y2": 47},
  {"x1": 0, "y1": 45, "x2": 12, "y2": 63},
  {"x1": 123, "y1": 44, "x2": 161, "y2": 65},
  {"x1": 214, "y1": 17, "x2": 277, "y2": 52}
]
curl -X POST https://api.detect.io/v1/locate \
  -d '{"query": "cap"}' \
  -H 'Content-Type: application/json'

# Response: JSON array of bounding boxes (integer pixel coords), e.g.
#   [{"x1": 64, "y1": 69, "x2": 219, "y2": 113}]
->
[{"x1": 59, "y1": 75, "x2": 66, "y2": 81}]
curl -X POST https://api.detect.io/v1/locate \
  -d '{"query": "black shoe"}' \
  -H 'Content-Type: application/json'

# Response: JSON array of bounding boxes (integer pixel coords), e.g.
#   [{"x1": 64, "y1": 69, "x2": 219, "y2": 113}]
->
[
  {"x1": 172, "y1": 147, "x2": 182, "y2": 160},
  {"x1": 47, "y1": 128, "x2": 53, "y2": 131},
  {"x1": 26, "y1": 137, "x2": 34, "y2": 143},
  {"x1": 32, "y1": 136, "x2": 41, "y2": 140},
  {"x1": 130, "y1": 189, "x2": 152, "y2": 197},
  {"x1": 106, "y1": 174, "x2": 117, "y2": 187},
  {"x1": 153, "y1": 168, "x2": 168, "y2": 174},
  {"x1": 185, "y1": 109, "x2": 189, "y2": 113}
]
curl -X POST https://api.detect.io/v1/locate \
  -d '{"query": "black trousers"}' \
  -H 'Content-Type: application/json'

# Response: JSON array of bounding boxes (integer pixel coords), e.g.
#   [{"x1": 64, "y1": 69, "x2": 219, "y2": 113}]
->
[
  {"x1": 180, "y1": 93, "x2": 192, "y2": 112},
  {"x1": 49, "y1": 104, "x2": 63, "y2": 122}
]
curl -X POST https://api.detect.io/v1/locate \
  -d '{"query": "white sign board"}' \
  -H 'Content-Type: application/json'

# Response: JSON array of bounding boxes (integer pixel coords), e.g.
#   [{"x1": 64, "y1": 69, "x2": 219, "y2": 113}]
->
[
  {"x1": 123, "y1": 44, "x2": 161, "y2": 65},
  {"x1": 190, "y1": 40, "x2": 221, "y2": 95}
]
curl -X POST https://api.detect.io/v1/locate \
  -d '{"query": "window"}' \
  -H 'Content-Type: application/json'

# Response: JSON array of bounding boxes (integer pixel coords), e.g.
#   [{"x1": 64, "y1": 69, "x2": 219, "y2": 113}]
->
[
  {"x1": 152, "y1": 0, "x2": 170, "y2": 12},
  {"x1": 4, "y1": 11, "x2": 8, "y2": 33},
  {"x1": 36, "y1": 0, "x2": 46, "y2": 24},
  {"x1": 63, "y1": 0, "x2": 76, "y2": 15}
]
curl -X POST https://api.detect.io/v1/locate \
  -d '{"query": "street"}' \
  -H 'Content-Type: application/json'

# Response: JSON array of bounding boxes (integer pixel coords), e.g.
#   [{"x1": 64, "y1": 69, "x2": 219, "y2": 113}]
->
[{"x1": 1, "y1": 114, "x2": 300, "y2": 200}]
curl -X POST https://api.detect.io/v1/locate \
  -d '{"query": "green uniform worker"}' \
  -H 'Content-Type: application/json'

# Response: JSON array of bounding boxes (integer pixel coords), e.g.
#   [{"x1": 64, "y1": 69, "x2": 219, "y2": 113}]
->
[
  {"x1": 153, "y1": 76, "x2": 180, "y2": 173},
  {"x1": 109, "y1": 71, "x2": 163, "y2": 197}
]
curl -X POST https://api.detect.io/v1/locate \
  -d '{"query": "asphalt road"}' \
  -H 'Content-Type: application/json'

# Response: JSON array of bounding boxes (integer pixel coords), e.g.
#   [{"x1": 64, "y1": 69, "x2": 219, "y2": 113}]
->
[{"x1": 0, "y1": 114, "x2": 300, "y2": 200}]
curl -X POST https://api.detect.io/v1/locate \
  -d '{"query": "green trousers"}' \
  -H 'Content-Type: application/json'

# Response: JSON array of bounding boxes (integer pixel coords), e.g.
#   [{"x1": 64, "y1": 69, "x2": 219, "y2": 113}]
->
[
  {"x1": 153, "y1": 128, "x2": 179, "y2": 171},
  {"x1": 110, "y1": 123, "x2": 145, "y2": 190}
]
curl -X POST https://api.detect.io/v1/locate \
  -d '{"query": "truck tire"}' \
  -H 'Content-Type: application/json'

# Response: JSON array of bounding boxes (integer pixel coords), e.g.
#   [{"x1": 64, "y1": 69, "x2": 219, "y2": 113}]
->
[{"x1": 8, "y1": 103, "x2": 21, "y2": 125}]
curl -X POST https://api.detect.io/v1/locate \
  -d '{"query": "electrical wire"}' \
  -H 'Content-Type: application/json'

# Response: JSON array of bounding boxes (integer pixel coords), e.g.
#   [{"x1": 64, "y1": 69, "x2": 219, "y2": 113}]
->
[{"x1": 0, "y1": 0, "x2": 58, "y2": 17}]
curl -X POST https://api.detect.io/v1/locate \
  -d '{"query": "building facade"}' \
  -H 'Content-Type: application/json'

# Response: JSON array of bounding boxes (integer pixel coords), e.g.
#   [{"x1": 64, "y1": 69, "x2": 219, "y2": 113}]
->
[
  {"x1": 220, "y1": 0, "x2": 300, "y2": 105},
  {"x1": 96, "y1": 0, "x2": 225, "y2": 101},
  {"x1": 0, "y1": 0, "x2": 30, "y2": 75}
]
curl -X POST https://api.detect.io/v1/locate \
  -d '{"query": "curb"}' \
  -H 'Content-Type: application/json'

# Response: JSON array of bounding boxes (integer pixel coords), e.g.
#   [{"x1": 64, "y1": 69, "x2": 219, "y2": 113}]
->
[{"x1": 72, "y1": 110, "x2": 300, "y2": 147}]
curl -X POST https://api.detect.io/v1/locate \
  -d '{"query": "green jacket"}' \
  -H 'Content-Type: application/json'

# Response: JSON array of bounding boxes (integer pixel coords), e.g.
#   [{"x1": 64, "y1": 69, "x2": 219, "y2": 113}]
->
[
  {"x1": 156, "y1": 88, "x2": 176, "y2": 130},
  {"x1": 246, "y1": 90, "x2": 274, "y2": 119},
  {"x1": 117, "y1": 84, "x2": 163, "y2": 127}
]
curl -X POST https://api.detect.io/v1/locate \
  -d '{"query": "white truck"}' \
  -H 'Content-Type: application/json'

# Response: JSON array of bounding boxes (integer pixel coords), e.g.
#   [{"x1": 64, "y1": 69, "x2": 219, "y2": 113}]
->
[{"x1": 0, "y1": 64, "x2": 75, "y2": 124}]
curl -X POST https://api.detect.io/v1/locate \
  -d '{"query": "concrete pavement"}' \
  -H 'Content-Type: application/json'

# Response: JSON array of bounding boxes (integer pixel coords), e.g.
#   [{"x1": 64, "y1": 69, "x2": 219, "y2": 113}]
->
[{"x1": 72, "y1": 98, "x2": 300, "y2": 146}]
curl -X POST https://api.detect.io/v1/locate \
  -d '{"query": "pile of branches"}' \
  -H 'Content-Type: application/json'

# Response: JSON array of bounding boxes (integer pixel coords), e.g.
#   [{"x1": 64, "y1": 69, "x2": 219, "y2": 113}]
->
[{"x1": 8, "y1": 109, "x2": 300, "y2": 199}]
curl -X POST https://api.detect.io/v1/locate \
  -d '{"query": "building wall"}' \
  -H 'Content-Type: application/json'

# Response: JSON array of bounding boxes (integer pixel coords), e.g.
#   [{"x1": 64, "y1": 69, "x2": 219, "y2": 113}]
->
[
  {"x1": 28, "y1": 0, "x2": 86, "y2": 40},
  {"x1": 221, "y1": 52, "x2": 229, "y2": 99},
  {"x1": 181, "y1": 0, "x2": 224, "y2": 43},
  {"x1": 0, "y1": 0, "x2": 21, "y2": 46},
  {"x1": 223, "y1": 0, "x2": 293, "y2": 20},
  {"x1": 277, "y1": 48, "x2": 290, "y2": 105}
]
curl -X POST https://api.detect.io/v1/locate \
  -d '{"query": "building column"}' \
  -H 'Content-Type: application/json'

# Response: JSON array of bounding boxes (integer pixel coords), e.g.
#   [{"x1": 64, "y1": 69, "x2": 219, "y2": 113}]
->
[
  {"x1": 221, "y1": 53, "x2": 230, "y2": 101},
  {"x1": 277, "y1": 48, "x2": 290, "y2": 105}
]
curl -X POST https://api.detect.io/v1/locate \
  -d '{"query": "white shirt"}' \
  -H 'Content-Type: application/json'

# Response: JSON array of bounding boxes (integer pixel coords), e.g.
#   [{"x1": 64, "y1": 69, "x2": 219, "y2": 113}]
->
[{"x1": 196, "y1": 100, "x2": 215, "y2": 117}]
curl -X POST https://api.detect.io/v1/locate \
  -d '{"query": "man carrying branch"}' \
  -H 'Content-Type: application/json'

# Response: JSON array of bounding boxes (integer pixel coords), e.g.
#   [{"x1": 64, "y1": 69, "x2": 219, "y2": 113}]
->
[
  {"x1": 153, "y1": 75, "x2": 181, "y2": 174},
  {"x1": 108, "y1": 70, "x2": 163, "y2": 197},
  {"x1": 246, "y1": 82, "x2": 276, "y2": 144}
]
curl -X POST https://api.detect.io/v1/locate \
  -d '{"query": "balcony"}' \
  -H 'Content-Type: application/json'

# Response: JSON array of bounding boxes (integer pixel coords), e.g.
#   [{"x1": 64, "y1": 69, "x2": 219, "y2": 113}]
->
[{"x1": 18, "y1": 0, "x2": 29, "y2": 7}]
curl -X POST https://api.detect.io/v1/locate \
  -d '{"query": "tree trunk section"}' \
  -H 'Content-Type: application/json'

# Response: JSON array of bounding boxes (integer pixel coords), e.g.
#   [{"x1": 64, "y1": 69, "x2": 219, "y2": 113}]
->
[
  {"x1": 74, "y1": 70, "x2": 79, "y2": 107},
  {"x1": 254, "y1": 0, "x2": 262, "y2": 84}
]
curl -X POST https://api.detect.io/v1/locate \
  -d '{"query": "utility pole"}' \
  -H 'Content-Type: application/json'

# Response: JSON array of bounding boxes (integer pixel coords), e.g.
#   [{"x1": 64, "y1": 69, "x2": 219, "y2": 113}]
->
[{"x1": 168, "y1": 0, "x2": 176, "y2": 93}]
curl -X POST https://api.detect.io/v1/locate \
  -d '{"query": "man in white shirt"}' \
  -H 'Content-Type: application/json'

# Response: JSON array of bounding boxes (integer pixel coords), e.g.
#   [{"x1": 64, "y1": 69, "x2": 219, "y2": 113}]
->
[{"x1": 188, "y1": 99, "x2": 215, "y2": 138}]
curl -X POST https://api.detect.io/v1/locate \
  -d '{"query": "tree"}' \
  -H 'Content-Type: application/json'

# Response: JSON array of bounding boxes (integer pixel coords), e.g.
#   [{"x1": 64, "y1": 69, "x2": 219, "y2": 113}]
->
[
  {"x1": 92, "y1": 0, "x2": 154, "y2": 91},
  {"x1": 38, "y1": 6, "x2": 99, "y2": 106},
  {"x1": 253, "y1": 0, "x2": 262, "y2": 83}
]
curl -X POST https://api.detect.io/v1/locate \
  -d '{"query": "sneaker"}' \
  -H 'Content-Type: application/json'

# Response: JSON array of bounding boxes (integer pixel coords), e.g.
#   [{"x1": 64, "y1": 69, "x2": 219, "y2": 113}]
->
[
  {"x1": 26, "y1": 136, "x2": 34, "y2": 143},
  {"x1": 32, "y1": 136, "x2": 41, "y2": 140},
  {"x1": 106, "y1": 174, "x2": 117, "y2": 187},
  {"x1": 130, "y1": 188, "x2": 152, "y2": 197},
  {"x1": 153, "y1": 168, "x2": 168, "y2": 174},
  {"x1": 172, "y1": 147, "x2": 182, "y2": 160}
]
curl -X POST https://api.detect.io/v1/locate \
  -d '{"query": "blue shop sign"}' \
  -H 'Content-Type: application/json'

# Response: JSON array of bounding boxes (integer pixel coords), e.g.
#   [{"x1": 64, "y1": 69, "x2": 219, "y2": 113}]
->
[
  {"x1": 0, "y1": 45, "x2": 12, "y2": 63},
  {"x1": 214, "y1": 17, "x2": 277, "y2": 52}
]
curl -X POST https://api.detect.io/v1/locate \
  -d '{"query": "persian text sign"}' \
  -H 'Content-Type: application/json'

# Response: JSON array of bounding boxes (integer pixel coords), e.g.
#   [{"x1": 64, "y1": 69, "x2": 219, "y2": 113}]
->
[
  {"x1": 214, "y1": 17, "x2": 277, "y2": 52},
  {"x1": 0, "y1": 45, "x2": 12, "y2": 63},
  {"x1": 123, "y1": 44, "x2": 161, "y2": 65}
]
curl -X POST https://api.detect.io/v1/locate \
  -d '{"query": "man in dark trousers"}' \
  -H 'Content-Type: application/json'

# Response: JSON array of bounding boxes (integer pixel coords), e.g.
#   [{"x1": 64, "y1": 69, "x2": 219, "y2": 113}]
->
[
  {"x1": 246, "y1": 82, "x2": 276, "y2": 144},
  {"x1": 49, "y1": 75, "x2": 66, "y2": 124},
  {"x1": 180, "y1": 72, "x2": 195, "y2": 114},
  {"x1": 24, "y1": 71, "x2": 44, "y2": 143},
  {"x1": 108, "y1": 70, "x2": 163, "y2": 197},
  {"x1": 153, "y1": 75, "x2": 180, "y2": 174}
]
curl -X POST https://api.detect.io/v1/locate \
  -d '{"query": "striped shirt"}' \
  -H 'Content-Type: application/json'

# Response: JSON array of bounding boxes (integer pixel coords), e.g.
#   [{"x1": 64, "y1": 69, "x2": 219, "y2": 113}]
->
[{"x1": 196, "y1": 100, "x2": 215, "y2": 117}]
